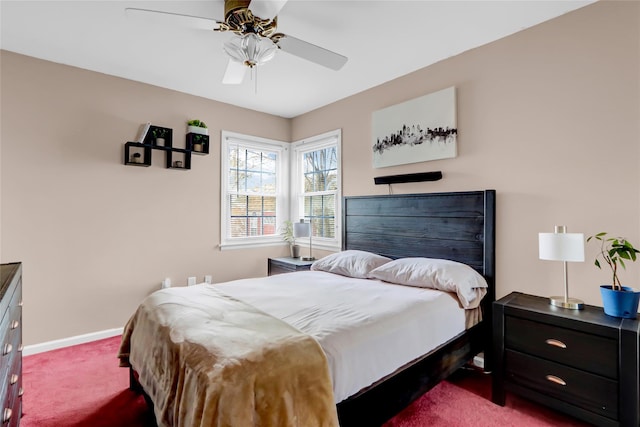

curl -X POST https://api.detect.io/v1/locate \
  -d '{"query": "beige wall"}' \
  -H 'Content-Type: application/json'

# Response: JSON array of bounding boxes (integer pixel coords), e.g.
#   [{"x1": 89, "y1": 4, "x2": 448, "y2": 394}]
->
[
  {"x1": 0, "y1": 51, "x2": 291, "y2": 345},
  {"x1": 292, "y1": 1, "x2": 640, "y2": 304},
  {"x1": 1, "y1": 0, "x2": 639, "y2": 346}
]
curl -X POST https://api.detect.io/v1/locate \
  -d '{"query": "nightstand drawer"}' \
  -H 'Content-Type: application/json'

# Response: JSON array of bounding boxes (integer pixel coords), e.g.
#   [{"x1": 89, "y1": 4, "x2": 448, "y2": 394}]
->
[
  {"x1": 268, "y1": 258, "x2": 313, "y2": 276},
  {"x1": 506, "y1": 315, "x2": 617, "y2": 379},
  {"x1": 506, "y1": 350, "x2": 618, "y2": 420},
  {"x1": 269, "y1": 263, "x2": 296, "y2": 276}
]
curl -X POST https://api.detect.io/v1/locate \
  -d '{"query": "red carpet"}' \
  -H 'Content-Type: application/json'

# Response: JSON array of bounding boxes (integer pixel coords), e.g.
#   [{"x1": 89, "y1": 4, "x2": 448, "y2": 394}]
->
[{"x1": 22, "y1": 336, "x2": 587, "y2": 426}]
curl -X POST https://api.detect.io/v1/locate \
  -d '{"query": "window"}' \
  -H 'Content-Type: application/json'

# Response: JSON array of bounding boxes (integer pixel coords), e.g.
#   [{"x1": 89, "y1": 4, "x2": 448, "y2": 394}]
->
[
  {"x1": 292, "y1": 130, "x2": 342, "y2": 250},
  {"x1": 221, "y1": 131, "x2": 288, "y2": 249}
]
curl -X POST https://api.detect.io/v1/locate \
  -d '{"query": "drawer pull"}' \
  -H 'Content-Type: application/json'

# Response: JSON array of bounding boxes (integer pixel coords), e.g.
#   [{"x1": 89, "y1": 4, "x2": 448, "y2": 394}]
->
[
  {"x1": 545, "y1": 339, "x2": 567, "y2": 349},
  {"x1": 18, "y1": 344, "x2": 23, "y2": 353},
  {"x1": 18, "y1": 387, "x2": 23, "y2": 397},
  {"x1": 545, "y1": 374, "x2": 567, "y2": 386},
  {"x1": 2, "y1": 344, "x2": 12, "y2": 355},
  {"x1": 18, "y1": 300, "x2": 23, "y2": 307},
  {"x1": 3, "y1": 408, "x2": 11, "y2": 423},
  {"x1": 9, "y1": 374, "x2": 18, "y2": 385},
  {"x1": 10, "y1": 320, "x2": 19, "y2": 330}
]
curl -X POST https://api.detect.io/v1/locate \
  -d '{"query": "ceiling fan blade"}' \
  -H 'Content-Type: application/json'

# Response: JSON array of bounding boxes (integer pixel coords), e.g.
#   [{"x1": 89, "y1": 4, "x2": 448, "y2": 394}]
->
[
  {"x1": 223, "y1": 60, "x2": 248, "y2": 84},
  {"x1": 248, "y1": 0, "x2": 288, "y2": 20},
  {"x1": 275, "y1": 34, "x2": 348, "y2": 71},
  {"x1": 125, "y1": 7, "x2": 222, "y2": 31}
]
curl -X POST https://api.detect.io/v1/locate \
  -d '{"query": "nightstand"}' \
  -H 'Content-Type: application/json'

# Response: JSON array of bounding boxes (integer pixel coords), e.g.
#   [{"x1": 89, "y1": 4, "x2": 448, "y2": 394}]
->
[
  {"x1": 493, "y1": 292, "x2": 640, "y2": 427},
  {"x1": 267, "y1": 257, "x2": 314, "y2": 276}
]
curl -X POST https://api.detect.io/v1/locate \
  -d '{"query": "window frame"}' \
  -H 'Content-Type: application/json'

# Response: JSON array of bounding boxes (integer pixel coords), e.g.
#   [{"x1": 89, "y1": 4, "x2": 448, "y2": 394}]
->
[
  {"x1": 220, "y1": 131, "x2": 289, "y2": 250},
  {"x1": 291, "y1": 129, "x2": 342, "y2": 251}
]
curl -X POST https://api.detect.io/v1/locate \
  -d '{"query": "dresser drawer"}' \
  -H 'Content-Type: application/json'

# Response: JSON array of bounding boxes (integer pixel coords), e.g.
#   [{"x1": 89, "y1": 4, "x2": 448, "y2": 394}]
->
[
  {"x1": 506, "y1": 349, "x2": 618, "y2": 420},
  {"x1": 505, "y1": 315, "x2": 617, "y2": 379},
  {"x1": 0, "y1": 264, "x2": 21, "y2": 427},
  {"x1": 0, "y1": 378, "x2": 20, "y2": 427}
]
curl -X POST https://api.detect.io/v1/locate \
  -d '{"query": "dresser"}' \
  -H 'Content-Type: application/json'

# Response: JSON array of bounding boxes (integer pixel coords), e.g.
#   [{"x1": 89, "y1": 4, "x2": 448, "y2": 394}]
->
[
  {"x1": 0, "y1": 263, "x2": 22, "y2": 426},
  {"x1": 267, "y1": 257, "x2": 314, "y2": 276},
  {"x1": 493, "y1": 292, "x2": 640, "y2": 427}
]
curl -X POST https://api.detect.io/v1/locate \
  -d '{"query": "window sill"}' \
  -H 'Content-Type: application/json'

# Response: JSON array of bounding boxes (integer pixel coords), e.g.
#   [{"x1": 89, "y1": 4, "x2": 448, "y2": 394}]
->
[
  {"x1": 219, "y1": 240, "x2": 286, "y2": 251},
  {"x1": 296, "y1": 241, "x2": 341, "y2": 252}
]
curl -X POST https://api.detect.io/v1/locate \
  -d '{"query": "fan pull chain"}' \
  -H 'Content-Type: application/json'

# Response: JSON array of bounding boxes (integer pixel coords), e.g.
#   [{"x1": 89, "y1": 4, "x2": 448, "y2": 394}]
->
[{"x1": 254, "y1": 66, "x2": 259, "y2": 94}]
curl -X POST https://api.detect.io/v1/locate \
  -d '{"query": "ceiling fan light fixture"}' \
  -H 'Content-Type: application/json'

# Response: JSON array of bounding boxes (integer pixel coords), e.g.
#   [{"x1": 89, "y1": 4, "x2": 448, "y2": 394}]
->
[{"x1": 223, "y1": 33, "x2": 277, "y2": 68}]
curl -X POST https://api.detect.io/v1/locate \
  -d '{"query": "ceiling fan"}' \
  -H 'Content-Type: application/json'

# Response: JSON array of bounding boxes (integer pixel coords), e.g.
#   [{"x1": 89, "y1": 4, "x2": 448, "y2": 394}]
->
[{"x1": 126, "y1": 0, "x2": 348, "y2": 85}]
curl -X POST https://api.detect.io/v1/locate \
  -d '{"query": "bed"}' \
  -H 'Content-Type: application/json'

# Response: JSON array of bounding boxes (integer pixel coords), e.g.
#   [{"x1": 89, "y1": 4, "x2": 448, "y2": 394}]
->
[{"x1": 119, "y1": 189, "x2": 496, "y2": 426}]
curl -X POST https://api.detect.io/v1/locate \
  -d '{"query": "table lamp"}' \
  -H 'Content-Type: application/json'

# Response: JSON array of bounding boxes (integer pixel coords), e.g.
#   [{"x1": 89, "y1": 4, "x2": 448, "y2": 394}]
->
[
  {"x1": 293, "y1": 219, "x2": 315, "y2": 261},
  {"x1": 539, "y1": 225, "x2": 585, "y2": 309}
]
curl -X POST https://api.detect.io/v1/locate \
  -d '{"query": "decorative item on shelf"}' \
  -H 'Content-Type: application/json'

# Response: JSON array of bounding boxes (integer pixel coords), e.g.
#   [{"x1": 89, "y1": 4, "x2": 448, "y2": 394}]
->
[
  {"x1": 588, "y1": 232, "x2": 640, "y2": 319},
  {"x1": 173, "y1": 160, "x2": 183, "y2": 168},
  {"x1": 539, "y1": 225, "x2": 585, "y2": 309},
  {"x1": 136, "y1": 122, "x2": 151, "y2": 143},
  {"x1": 153, "y1": 127, "x2": 169, "y2": 146},
  {"x1": 279, "y1": 220, "x2": 300, "y2": 258},
  {"x1": 293, "y1": 219, "x2": 314, "y2": 261},
  {"x1": 187, "y1": 133, "x2": 210, "y2": 154},
  {"x1": 131, "y1": 152, "x2": 142, "y2": 164},
  {"x1": 187, "y1": 119, "x2": 208, "y2": 135}
]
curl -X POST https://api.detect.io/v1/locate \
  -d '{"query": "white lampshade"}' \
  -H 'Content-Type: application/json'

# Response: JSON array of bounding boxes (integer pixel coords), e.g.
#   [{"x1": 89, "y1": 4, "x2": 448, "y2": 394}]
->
[
  {"x1": 294, "y1": 219, "x2": 314, "y2": 261},
  {"x1": 539, "y1": 226, "x2": 585, "y2": 262},
  {"x1": 293, "y1": 220, "x2": 310, "y2": 238},
  {"x1": 539, "y1": 225, "x2": 585, "y2": 310}
]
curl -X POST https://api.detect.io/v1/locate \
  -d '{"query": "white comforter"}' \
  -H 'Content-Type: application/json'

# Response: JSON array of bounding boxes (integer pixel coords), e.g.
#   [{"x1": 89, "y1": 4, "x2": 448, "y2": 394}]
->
[{"x1": 216, "y1": 271, "x2": 467, "y2": 403}]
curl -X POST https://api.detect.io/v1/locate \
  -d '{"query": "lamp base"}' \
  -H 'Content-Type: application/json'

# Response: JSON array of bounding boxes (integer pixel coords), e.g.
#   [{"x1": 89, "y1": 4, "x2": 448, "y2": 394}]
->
[
  {"x1": 549, "y1": 296, "x2": 584, "y2": 310},
  {"x1": 301, "y1": 256, "x2": 315, "y2": 261}
]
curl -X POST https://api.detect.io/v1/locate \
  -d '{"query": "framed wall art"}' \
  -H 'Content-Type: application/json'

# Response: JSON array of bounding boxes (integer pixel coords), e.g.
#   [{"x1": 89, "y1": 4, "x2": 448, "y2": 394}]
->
[{"x1": 372, "y1": 86, "x2": 457, "y2": 168}]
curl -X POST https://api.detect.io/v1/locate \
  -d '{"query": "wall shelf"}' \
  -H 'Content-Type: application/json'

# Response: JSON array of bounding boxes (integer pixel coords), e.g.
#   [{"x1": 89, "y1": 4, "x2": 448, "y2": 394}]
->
[
  {"x1": 123, "y1": 125, "x2": 209, "y2": 170},
  {"x1": 124, "y1": 142, "x2": 151, "y2": 167}
]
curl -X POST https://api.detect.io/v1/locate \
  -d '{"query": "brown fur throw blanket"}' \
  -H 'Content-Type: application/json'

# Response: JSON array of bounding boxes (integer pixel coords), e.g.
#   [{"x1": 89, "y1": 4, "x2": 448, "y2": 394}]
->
[{"x1": 118, "y1": 285, "x2": 338, "y2": 427}]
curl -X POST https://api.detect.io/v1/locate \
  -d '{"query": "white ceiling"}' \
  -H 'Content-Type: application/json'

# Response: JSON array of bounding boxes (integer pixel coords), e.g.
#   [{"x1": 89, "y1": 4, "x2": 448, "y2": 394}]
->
[{"x1": 1, "y1": 1, "x2": 595, "y2": 118}]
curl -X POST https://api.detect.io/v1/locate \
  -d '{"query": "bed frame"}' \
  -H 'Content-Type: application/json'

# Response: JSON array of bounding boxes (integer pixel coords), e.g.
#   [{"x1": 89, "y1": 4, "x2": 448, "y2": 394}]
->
[
  {"x1": 128, "y1": 189, "x2": 496, "y2": 427},
  {"x1": 337, "y1": 189, "x2": 496, "y2": 426}
]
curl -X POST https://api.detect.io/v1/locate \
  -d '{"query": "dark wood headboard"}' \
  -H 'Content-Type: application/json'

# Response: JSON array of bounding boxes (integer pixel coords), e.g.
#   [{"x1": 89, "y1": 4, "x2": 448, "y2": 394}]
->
[
  {"x1": 339, "y1": 190, "x2": 496, "y2": 424},
  {"x1": 342, "y1": 190, "x2": 496, "y2": 316}
]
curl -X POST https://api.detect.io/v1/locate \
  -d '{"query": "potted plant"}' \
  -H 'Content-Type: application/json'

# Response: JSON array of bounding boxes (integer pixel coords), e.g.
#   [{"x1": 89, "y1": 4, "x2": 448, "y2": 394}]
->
[
  {"x1": 187, "y1": 119, "x2": 208, "y2": 136},
  {"x1": 588, "y1": 232, "x2": 640, "y2": 318},
  {"x1": 191, "y1": 134, "x2": 207, "y2": 152},
  {"x1": 279, "y1": 220, "x2": 300, "y2": 258},
  {"x1": 153, "y1": 128, "x2": 168, "y2": 146}
]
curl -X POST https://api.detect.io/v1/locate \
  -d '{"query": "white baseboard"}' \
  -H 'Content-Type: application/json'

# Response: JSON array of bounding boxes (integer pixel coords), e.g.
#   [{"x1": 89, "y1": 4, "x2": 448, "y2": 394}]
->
[{"x1": 23, "y1": 327, "x2": 124, "y2": 356}]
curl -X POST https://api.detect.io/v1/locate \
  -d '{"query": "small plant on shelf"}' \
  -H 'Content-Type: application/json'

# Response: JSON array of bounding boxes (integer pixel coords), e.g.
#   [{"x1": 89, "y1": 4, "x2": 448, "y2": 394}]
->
[
  {"x1": 192, "y1": 134, "x2": 207, "y2": 143},
  {"x1": 191, "y1": 133, "x2": 208, "y2": 152},
  {"x1": 152, "y1": 128, "x2": 169, "y2": 146},
  {"x1": 187, "y1": 119, "x2": 208, "y2": 136},
  {"x1": 152, "y1": 128, "x2": 168, "y2": 138},
  {"x1": 187, "y1": 119, "x2": 207, "y2": 128}
]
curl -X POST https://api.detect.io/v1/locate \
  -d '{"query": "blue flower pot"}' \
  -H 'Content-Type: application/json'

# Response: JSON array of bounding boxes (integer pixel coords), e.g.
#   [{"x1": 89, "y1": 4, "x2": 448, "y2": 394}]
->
[{"x1": 600, "y1": 285, "x2": 640, "y2": 319}]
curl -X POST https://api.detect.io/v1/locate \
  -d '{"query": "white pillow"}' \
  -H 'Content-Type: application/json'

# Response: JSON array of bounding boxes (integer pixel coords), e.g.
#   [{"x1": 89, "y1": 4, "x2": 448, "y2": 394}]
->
[
  {"x1": 310, "y1": 250, "x2": 392, "y2": 279},
  {"x1": 368, "y1": 257, "x2": 488, "y2": 309}
]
